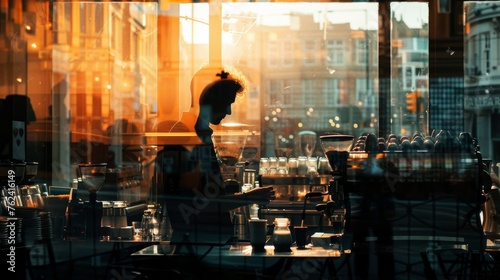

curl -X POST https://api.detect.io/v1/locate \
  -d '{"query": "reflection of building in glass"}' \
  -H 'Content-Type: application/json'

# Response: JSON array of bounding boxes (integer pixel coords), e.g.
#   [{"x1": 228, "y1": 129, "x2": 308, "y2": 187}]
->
[
  {"x1": 465, "y1": 3, "x2": 500, "y2": 164},
  {"x1": 52, "y1": 3, "x2": 157, "y2": 134},
  {"x1": 1, "y1": 1, "x2": 158, "y2": 184},
  {"x1": 233, "y1": 13, "x2": 378, "y2": 157},
  {"x1": 391, "y1": 16, "x2": 429, "y2": 135},
  {"x1": 395, "y1": 38, "x2": 428, "y2": 94}
]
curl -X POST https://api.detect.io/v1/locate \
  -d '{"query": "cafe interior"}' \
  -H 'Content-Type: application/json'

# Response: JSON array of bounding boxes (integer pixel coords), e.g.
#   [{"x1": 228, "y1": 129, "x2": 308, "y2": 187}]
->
[{"x1": 1, "y1": 0, "x2": 500, "y2": 279}]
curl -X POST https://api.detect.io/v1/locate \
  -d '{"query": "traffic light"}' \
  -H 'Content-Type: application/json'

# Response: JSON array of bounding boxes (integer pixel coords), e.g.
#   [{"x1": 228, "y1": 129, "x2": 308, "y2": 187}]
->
[{"x1": 405, "y1": 91, "x2": 422, "y2": 113}]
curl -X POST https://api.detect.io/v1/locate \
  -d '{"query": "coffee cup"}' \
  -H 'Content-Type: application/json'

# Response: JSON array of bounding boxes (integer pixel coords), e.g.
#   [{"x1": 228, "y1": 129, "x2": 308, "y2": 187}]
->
[
  {"x1": 294, "y1": 226, "x2": 308, "y2": 249},
  {"x1": 248, "y1": 219, "x2": 267, "y2": 252}
]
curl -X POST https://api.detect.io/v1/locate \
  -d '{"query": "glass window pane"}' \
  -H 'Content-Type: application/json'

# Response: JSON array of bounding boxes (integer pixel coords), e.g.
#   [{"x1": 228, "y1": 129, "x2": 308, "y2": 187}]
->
[
  {"x1": 464, "y1": 2, "x2": 500, "y2": 164},
  {"x1": 50, "y1": 2, "x2": 158, "y2": 188},
  {"x1": 390, "y1": 2, "x2": 429, "y2": 136},
  {"x1": 216, "y1": 2, "x2": 378, "y2": 158}
]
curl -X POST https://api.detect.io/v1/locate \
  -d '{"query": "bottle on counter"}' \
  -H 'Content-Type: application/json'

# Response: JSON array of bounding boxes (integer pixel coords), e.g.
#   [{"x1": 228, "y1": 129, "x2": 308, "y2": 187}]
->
[
  {"x1": 147, "y1": 204, "x2": 161, "y2": 241},
  {"x1": 250, "y1": 204, "x2": 259, "y2": 219},
  {"x1": 64, "y1": 188, "x2": 86, "y2": 240},
  {"x1": 151, "y1": 214, "x2": 161, "y2": 241},
  {"x1": 141, "y1": 209, "x2": 153, "y2": 241},
  {"x1": 250, "y1": 181, "x2": 260, "y2": 219}
]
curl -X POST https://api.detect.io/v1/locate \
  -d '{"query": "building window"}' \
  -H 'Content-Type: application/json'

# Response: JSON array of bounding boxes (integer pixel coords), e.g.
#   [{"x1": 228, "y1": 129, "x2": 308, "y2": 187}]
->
[
  {"x1": 283, "y1": 41, "x2": 293, "y2": 66},
  {"x1": 355, "y1": 39, "x2": 368, "y2": 66},
  {"x1": 324, "y1": 79, "x2": 339, "y2": 107},
  {"x1": 326, "y1": 39, "x2": 345, "y2": 66},
  {"x1": 302, "y1": 79, "x2": 317, "y2": 106},
  {"x1": 54, "y1": 3, "x2": 71, "y2": 45},
  {"x1": 80, "y1": 3, "x2": 86, "y2": 34},
  {"x1": 95, "y1": 4, "x2": 103, "y2": 48},
  {"x1": 268, "y1": 41, "x2": 293, "y2": 67},
  {"x1": 468, "y1": 34, "x2": 478, "y2": 75},
  {"x1": 468, "y1": 32, "x2": 490, "y2": 76},
  {"x1": 303, "y1": 40, "x2": 316, "y2": 66},
  {"x1": 268, "y1": 79, "x2": 292, "y2": 107},
  {"x1": 483, "y1": 32, "x2": 490, "y2": 75},
  {"x1": 268, "y1": 41, "x2": 278, "y2": 67},
  {"x1": 356, "y1": 78, "x2": 374, "y2": 107}
]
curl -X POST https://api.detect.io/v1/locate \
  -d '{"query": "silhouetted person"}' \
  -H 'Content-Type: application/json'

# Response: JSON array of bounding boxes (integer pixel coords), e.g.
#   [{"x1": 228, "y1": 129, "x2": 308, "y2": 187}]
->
[{"x1": 157, "y1": 69, "x2": 274, "y2": 248}]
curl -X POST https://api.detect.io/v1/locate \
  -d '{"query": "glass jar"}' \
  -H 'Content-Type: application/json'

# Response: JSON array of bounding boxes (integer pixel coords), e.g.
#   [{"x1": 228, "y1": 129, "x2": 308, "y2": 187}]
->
[
  {"x1": 269, "y1": 157, "x2": 278, "y2": 168},
  {"x1": 288, "y1": 158, "x2": 298, "y2": 175},
  {"x1": 277, "y1": 157, "x2": 288, "y2": 174},
  {"x1": 307, "y1": 157, "x2": 318, "y2": 174},
  {"x1": 259, "y1": 158, "x2": 269, "y2": 175},
  {"x1": 272, "y1": 218, "x2": 292, "y2": 252},
  {"x1": 297, "y1": 156, "x2": 308, "y2": 175}
]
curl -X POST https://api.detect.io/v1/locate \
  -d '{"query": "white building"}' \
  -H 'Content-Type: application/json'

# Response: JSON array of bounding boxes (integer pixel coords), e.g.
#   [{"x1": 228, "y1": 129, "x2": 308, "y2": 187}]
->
[{"x1": 464, "y1": 2, "x2": 500, "y2": 165}]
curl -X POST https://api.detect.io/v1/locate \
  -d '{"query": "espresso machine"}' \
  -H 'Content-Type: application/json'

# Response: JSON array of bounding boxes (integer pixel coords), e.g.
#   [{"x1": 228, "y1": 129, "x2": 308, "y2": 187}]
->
[
  {"x1": 308, "y1": 135, "x2": 354, "y2": 248},
  {"x1": 341, "y1": 131, "x2": 487, "y2": 254},
  {"x1": 258, "y1": 135, "x2": 354, "y2": 240}
]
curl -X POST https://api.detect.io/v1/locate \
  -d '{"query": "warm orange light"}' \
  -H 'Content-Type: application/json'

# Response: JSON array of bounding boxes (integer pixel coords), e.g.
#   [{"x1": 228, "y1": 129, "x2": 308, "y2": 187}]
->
[
  {"x1": 351, "y1": 30, "x2": 365, "y2": 39},
  {"x1": 392, "y1": 39, "x2": 403, "y2": 48},
  {"x1": 405, "y1": 91, "x2": 423, "y2": 113}
]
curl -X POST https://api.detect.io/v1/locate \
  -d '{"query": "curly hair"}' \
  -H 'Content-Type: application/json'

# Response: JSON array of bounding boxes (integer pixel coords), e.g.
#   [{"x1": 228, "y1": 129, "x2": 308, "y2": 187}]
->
[
  {"x1": 220, "y1": 65, "x2": 248, "y2": 98},
  {"x1": 199, "y1": 79, "x2": 243, "y2": 107},
  {"x1": 190, "y1": 65, "x2": 248, "y2": 101}
]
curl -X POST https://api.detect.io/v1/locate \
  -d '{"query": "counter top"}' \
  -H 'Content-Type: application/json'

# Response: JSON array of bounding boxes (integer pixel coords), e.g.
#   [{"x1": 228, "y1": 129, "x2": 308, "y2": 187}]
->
[
  {"x1": 131, "y1": 242, "x2": 343, "y2": 258},
  {"x1": 129, "y1": 242, "x2": 347, "y2": 279}
]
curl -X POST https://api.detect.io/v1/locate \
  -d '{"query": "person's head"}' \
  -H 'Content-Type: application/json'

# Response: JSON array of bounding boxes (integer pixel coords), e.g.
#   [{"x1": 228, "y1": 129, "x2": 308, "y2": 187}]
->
[{"x1": 198, "y1": 78, "x2": 244, "y2": 125}]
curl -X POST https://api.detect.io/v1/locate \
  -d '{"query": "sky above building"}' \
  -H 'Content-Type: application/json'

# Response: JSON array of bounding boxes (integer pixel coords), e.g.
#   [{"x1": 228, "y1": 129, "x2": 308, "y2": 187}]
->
[{"x1": 179, "y1": 2, "x2": 428, "y2": 44}]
